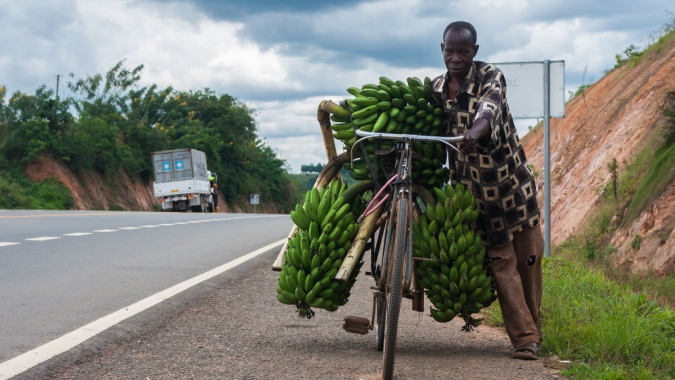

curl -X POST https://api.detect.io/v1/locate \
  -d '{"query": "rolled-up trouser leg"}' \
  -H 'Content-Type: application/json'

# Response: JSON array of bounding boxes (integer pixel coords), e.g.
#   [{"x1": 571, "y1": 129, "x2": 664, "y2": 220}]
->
[
  {"x1": 487, "y1": 236, "x2": 540, "y2": 349},
  {"x1": 512, "y1": 225, "x2": 545, "y2": 341}
]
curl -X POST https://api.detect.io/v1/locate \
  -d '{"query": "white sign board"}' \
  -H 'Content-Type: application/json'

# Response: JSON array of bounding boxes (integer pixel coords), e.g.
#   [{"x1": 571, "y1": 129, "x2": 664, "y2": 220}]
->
[
  {"x1": 492, "y1": 61, "x2": 565, "y2": 119},
  {"x1": 250, "y1": 194, "x2": 259, "y2": 205}
]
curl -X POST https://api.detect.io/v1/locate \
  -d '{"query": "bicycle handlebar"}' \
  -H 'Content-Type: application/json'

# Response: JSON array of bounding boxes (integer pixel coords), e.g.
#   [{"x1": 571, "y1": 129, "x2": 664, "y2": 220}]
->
[
  {"x1": 355, "y1": 130, "x2": 464, "y2": 143},
  {"x1": 351, "y1": 130, "x2": 465, "y2": 158}
]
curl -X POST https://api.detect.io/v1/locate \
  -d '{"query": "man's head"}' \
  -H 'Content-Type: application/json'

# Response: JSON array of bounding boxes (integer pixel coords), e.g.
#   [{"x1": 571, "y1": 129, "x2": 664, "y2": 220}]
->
[{"x1": 441, "y1": 21, "x2": 479, "y2": 78}]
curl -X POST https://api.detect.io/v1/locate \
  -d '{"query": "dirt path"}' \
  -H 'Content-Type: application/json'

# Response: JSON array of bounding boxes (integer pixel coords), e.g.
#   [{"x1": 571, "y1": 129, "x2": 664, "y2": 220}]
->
[{"x1": 15, "y1": 250, "x2": 561, "y2": 380}]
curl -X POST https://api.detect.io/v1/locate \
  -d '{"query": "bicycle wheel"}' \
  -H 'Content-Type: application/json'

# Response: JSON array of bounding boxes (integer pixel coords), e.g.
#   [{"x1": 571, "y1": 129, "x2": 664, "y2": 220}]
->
[{"x1": 381, "y1": 197, "x2": 408, "y2": 380}]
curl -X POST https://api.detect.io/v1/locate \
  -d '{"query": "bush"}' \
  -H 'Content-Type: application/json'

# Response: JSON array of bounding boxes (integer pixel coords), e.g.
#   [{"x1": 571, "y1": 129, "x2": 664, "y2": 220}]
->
[{"x1": 0, "y1": 171, "x2": 73, "y2": 210}]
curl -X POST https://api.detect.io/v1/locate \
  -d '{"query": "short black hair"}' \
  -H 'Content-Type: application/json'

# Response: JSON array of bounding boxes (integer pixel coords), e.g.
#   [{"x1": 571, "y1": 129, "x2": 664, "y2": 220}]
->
[{"x1": 443, "y1": 21, "x2": 477, "y2": 45}]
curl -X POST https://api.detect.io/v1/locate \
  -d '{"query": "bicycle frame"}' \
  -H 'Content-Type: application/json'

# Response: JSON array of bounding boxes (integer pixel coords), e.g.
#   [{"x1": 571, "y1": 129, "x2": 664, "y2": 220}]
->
[
  {"x1": 352, "y1": 129, "x2": 464, "y2": 291},
  {"x1": 354, "y1": 130, "x2": 463, "y2": 379}
]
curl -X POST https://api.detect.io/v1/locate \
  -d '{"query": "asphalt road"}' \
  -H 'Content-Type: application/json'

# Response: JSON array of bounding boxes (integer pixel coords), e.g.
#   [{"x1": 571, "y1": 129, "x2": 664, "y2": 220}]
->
[{"x1": 0, "y1": 210, "x2": 292, "y2": 364}]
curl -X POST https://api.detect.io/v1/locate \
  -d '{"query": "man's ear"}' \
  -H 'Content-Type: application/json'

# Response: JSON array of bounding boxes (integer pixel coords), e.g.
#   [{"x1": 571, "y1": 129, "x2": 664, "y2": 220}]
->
[
  {"x1": 441, "y1": 42, "x2": 445, "y2": 52},
  {"x1": 473, "y1": 44, "x2": 480, "y2": 58}
]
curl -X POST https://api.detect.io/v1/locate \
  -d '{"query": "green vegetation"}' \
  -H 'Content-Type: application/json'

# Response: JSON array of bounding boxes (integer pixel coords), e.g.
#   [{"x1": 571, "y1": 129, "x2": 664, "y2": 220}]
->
[
  {"x1": 0, "y1": 61, "x2": 298, "y2": 211},
  {"x1": 0, "y1": 169, "x2": 73, "y2": 210},
  {"x1": 625, "y1": 90, "x2": 675, "y2": 221},
  {"x1": 289, "y1": 172, "x2": 319, "y2": 200},
  {"x1": 486, "y1": 258, "x2": 675, "y2": 379},
  {"x1": 300, "y1": 163, "x2": 324, "y2": 173},
  {"x1": 609, "y1": 13, "x2": 674, "y2": 73}
]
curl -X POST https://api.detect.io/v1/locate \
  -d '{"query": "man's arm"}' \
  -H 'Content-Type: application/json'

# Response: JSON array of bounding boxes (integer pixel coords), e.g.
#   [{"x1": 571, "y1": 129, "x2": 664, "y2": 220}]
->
[
  {"x1": 460, "y1": 69, "x2": 506, "y2": 154},
  {"x1": 459, "y1": 118, "x2": 490, "y2": 154}
]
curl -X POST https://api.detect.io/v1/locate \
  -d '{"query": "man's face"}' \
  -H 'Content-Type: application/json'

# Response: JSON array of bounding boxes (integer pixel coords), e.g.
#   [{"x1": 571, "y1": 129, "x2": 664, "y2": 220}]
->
[{"x1": 441, "y1": 29, "x2": 479, "y2": 78}]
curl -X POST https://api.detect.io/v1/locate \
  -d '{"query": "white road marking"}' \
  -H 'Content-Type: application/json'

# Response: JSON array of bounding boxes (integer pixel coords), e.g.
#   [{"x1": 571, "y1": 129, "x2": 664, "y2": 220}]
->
[
  {"x1": 94, "y1": 229, "x2": 118, "y2": 233},
  {"x1": 25, "y1": 237, "x2": 60, "y2": 241},
  {"x1": 118, "y1": 227, "x2": 141, "y2": 230},
  {"x1": 0, "y1": 238, "x2": 286, "y2": 380},
  {"x1": 63, "y1": 233, "x2": 93, "y2": 237},
  {"x1": 0, "y1": 242, "x2": 20, "y2": 247},
  {"x1": 158, "y1": 224, "x2": 175, "y2": 226},
  {"x1": 140, "y1": 225, "x2": 159, "y2": 228}
]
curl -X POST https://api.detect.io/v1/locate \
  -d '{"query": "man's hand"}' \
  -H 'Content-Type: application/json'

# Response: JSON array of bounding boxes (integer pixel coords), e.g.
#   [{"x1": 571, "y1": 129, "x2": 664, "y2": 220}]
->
[{"x1": 459, "y1": 118, "x2": 490, "y2": 155}]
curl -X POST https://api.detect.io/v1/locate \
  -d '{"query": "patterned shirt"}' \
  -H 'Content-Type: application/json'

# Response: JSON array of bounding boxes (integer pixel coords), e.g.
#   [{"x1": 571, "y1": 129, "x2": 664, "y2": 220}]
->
[{"x1": 431, "y1": 61, "x2": 540, "y2": 248}]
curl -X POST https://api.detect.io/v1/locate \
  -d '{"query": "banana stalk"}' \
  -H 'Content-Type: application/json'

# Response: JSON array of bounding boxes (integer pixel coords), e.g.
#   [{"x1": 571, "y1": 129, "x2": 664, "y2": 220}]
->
[
  {"x1": 317, "y1": 100, "x2": 344, "y2": 162},
  {"x1": 319, "y1": 100, "x2": 349, "y2": 118},
  {"x1": 272, "y1": 151, "x2": 350, "y2": 271},
  {"x1": 336, "y1": 207, "x2": 383, "y2": 282}
]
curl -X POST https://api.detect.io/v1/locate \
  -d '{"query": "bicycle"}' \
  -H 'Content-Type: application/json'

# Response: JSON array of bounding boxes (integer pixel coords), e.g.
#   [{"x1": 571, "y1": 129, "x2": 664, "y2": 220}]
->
[{"x1": 348, "y1": 129, "x2": 463, "y2": 380}]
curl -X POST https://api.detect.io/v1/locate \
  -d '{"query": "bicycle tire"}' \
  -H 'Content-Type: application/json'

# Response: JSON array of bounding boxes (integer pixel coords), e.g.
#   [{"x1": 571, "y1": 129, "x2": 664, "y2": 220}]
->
[{"x1": 381, "y1": 197, "x2": 408, "y2": 380}]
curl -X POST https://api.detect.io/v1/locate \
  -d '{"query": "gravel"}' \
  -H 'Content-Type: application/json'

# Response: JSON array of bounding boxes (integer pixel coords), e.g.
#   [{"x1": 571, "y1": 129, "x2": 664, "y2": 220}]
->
[{"x1": 14, "y1": 249, "x2": 562, "y2": 380}]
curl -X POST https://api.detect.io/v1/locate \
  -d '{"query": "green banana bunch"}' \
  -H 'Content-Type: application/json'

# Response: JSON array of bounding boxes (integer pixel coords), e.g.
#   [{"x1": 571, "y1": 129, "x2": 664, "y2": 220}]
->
[
  {"x1": 331, "y1": 76, "x2": 449, "y2": 187},
  {"x1": 410, "y1": 140, "x2": 449, "y2": 191},
  {"x1": 412, "y1": 183, "x2": 496, "y2": 326},
  {"x1": 278, "y1": 179, "x2": 374, "y2": 318}
]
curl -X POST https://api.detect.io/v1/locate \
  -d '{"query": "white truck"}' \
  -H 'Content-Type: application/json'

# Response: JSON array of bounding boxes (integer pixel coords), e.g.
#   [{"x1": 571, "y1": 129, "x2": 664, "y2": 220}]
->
[{"x1": 152, "y1": 148, "x2": 217, "y2": 212}]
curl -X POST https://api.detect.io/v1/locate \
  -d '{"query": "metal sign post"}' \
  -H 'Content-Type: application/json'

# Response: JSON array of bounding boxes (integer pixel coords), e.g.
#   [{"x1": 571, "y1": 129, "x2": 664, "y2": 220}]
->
[
  {"x1": 250, "y1": 194, "x2": 259, "y2": 213},
  {"x1": 543, "y1": 60, "x2": 552, "y2": 258},
  {"x1": 492, "y1": 60, "x2": 565, "y2": 258}
]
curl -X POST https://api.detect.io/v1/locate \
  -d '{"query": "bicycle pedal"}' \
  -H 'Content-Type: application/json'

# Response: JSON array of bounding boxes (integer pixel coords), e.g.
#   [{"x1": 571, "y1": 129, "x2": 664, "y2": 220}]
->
[{"x1": 343, "y1": 316, "x2": 370, "y2": 335}]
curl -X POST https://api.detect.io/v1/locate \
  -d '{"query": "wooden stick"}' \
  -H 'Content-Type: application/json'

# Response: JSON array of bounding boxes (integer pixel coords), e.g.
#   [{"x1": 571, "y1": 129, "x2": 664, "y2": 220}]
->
[{"x1": 336, "y1": 207, "x2": 383, "y2": 282}]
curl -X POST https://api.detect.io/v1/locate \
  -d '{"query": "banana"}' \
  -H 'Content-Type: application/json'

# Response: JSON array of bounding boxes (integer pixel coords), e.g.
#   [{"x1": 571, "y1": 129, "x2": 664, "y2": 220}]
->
[
  {"x1": 293, "y1": 204, "x2": 311, "y2": 229},
  {"x1": 351, "y1": 96, "x2": 379, "y2": 107},
  {"x1": 295, "y1": 286, "x2": 306, "y2": 302},
  {"x1": 346, "y1": 87, "x2": 361, "y2": 97},
  {"x1": 373, "y1": 112, "x2": 389, "y2": 132},
  {"x1": 351, "y1": 104, "x2": 378, "y2": 119}
]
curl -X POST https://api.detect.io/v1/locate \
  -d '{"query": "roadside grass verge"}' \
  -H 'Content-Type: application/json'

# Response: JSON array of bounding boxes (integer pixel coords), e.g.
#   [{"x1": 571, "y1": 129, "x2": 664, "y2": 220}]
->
[
  {"x1": 0, "y1": 169, "x2": 73, "y2": 210},
  {"x1": 484, "y1": 258, "x2": 675, "y2": 379}
]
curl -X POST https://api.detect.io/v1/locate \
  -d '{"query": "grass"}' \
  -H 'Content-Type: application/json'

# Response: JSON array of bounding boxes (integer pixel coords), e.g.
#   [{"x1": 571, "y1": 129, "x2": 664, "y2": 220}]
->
[
  {"x1": 0, "y1": 168, "x2": 74, "y2": 210},
  {"x1": 484, "y1": 258, "x2": 675, "y2": 379},
  {"x1": 625, "y1": 141, "x2": 675, "y2": 221},
  {"x1": 483, "y1": 85, "x2": 675, "y2": 378}
]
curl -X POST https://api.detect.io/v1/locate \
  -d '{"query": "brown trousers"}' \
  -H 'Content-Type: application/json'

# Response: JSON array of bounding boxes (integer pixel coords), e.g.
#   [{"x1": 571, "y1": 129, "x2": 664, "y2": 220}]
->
[{"x1": 487, "y1": 225, "x2": 544, "y2": 349}]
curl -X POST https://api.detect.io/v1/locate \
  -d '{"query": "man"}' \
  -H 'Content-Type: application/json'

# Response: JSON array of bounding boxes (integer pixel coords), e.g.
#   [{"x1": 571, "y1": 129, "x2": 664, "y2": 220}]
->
[
  {"x1": 431, "y1": 21, "x2": 545, "y2": 360},
  {"x1": 208, "y1": 171, "x2": 219, "y2": 212}
]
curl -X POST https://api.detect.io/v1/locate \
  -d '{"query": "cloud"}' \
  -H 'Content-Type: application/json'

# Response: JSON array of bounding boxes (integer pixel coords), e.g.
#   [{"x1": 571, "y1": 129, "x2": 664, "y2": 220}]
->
[
  {"x1": 176, "y1": 0, "x2": 374, "y2": 20},
  {"x1": 1, "y1": 0, "x2": 673, "y2": 173}
]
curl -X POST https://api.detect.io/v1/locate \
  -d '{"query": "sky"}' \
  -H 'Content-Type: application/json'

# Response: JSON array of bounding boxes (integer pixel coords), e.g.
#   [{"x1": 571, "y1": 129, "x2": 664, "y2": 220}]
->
[{"x1": 1, "y1": 0, "x2": 673, "y2": 172}]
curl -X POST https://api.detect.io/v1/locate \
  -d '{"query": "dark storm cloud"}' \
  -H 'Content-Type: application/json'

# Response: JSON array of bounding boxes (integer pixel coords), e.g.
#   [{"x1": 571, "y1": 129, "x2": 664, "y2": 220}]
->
[{"x1": 156, "y1": 0, "x2": 374, "y2": 19}]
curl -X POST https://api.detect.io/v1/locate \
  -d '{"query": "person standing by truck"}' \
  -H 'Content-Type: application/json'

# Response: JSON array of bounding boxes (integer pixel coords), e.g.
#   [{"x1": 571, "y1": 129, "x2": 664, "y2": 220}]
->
[
  {"x1": 208, "y1": 171, "x2": 219, "y2": 212},
  {"x1": 431, "y1": 21, "x2": 545, "y2": 360}
]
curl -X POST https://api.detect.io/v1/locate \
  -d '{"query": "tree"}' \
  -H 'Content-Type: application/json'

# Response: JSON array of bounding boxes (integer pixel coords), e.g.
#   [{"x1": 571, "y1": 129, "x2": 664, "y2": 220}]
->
[{"x1": 301, "y1": 163, "x2": 324, "y2": 173}]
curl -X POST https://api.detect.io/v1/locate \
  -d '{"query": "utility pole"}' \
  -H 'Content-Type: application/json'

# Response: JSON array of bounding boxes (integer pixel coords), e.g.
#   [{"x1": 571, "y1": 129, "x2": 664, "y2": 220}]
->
[{"x1": 56, "y1": 74, "x2": 60, "y2": 101}]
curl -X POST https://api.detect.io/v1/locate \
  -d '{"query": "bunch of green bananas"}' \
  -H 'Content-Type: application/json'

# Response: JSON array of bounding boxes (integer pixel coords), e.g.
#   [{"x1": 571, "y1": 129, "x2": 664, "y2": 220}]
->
[
  {"x1": 332, "y1": 76, "x2": 446, "y2": 143},
  {"x1": 278, "y1": 179, "x2": 373, "y2": 318},
  {"x1": 412, "y1": 183, "x2": 497, "y2": 325},
  {"x1": 411, "y1": 140, "x2": 450, "y2": 189},
  {"x1": 333, "y1": 76, "x2": 449, "y2": 190}
]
